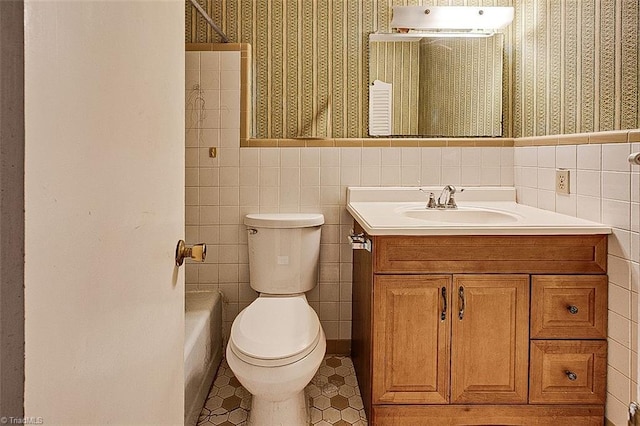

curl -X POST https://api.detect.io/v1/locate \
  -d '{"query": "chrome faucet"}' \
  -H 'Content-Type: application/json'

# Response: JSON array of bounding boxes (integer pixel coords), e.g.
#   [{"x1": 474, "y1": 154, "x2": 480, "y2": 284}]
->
[
  {"x1": 437, "y1": 185, "x2": 460, "y2": 209},
  {"x1": 421, "y1": 185, "x2": 463, "y2": 209}
]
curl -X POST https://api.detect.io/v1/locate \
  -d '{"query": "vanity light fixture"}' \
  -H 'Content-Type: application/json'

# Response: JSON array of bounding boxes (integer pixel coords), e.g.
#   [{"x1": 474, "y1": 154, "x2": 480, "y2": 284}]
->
[{"x1": 390, "y1": 6, "x2": 514, "y2": 37}]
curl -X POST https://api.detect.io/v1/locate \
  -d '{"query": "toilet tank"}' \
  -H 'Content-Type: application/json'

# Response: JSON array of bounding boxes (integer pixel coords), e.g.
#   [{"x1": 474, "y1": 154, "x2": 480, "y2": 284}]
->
[{"x1": 244, "y1": 213, "x2": 324, "y2": 294}]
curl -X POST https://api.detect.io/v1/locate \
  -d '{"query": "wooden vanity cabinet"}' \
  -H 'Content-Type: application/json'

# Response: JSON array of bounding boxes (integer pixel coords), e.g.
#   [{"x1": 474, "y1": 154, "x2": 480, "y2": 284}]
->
[
  {"x1": 351, "y1": 226, "x2": 608, "y2": 425},
  {"x1": 372, "y1": 274, "x2": 529, "y2": 406}
]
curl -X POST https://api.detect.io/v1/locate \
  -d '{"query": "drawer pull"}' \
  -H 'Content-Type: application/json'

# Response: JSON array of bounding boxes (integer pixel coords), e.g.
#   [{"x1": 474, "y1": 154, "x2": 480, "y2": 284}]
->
[
  {"x1": 440, "y1": 287, "x2": 447, "y2": 321},
  {"x1": 565, "y1": 370, "x2": 578, "y2": 381},
  {"x1": 567, "y1": 305, "x2": 579, "y2": 315}
]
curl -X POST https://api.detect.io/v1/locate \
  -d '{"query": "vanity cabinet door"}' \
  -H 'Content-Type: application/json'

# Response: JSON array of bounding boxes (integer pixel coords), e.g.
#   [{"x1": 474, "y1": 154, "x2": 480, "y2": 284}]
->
[
  {"x1": 372, "y1": 275, "x2": 452, "y2": 405},
  {"x1": 450, "y1": 275, "x2": 530, "y2": 404}
]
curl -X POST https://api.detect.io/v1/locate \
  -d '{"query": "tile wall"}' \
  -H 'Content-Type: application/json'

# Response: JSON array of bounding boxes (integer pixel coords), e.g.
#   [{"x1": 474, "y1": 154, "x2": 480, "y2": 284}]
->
[
  {"x1": 185, "y1": 50, "x2": 515, "y2": 341},
  {"x1": 186, "y1": 140, "x2": 515, "y2": 342},
  {"x1": 514, "y1": 131, "x2": 640, "y2": 425},
  {"x1": 185, "y1": 49, "x2": 242, "y2": 338}
]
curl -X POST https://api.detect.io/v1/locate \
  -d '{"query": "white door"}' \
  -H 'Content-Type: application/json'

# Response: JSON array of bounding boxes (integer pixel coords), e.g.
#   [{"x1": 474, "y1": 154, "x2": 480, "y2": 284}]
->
[{"x1": 23, "y1": 1, "x2": 185, "y2": 424}]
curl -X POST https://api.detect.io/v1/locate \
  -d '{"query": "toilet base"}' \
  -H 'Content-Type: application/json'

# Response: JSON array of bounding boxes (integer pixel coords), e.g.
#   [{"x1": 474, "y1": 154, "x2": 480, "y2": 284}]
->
[{"x1": 248, "y1": 391, "x2": 308, "y2": 426}]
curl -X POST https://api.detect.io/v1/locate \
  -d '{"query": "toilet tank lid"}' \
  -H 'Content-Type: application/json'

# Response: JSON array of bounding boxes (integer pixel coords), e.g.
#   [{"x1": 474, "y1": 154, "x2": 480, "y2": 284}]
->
[{"x1": 244, "y1": 213, "x2": 324, "y2": 228}]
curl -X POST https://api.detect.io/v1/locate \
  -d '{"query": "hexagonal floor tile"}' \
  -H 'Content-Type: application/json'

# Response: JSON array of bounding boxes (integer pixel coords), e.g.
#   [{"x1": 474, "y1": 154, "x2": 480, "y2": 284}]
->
[
  {"x1": 204, "y1": 395, "x2": 223, "y2": 410},
  {"x1": 217, "y1": 384, "x2": 236, "y2": 399},
  {"x1": 348, "y1": 394, "x2": 364, "y2": 410},
  {"x1": 318, "y1": 365, "x2": 335, "y2": 377},
  {"x1": 313, "y1": 394, "x2": 331, "y2": 410},
  {"x1": 320, "y1": 382, "x2": 339, "y2": 398},
  {"x1": 330, "y1": 394, "x2": 349, "y2": 410},
  {"x1": 322, "y1": 407, "x2": 341, "y2": 423},
  {"x1": 335, "y1": 365, "x2": 352, "y2": 377},
  {"x1": 341, "y1": 407, "x2": 361, "y2": 423},
  {"x1": 208, "y1": 413, "x2": 229, "y2": 425},
  {"x1": 325, "y1": 357, "x2": 343, "y2": 368},
  {"x1": 344, "y1": 374, "x2": 359, "y2": 387},
  {"x1": 310, "y1": 407, "x2": 322, "y2": 423},
  {"x1": 213, "y1": 374, "x2": 230, "y2": 387},
  {"x1": 338, "y1": 384, "x2": 356, "y2": 398},
  {"x1": 221, "y1": 394, "x2": 242, "y2": 411},
  {"x1": 328, "y1": 373, "x2": 346, "y2": 387},
  {"x1": 306, "y1": 383, "x2": 321, "y2": 398},
  {"x1": 227, "y1": 408, "x2": 247, "y2": 424},
  {"x1": 198, "y1": 356, "x2": 368, "y2": 426}
]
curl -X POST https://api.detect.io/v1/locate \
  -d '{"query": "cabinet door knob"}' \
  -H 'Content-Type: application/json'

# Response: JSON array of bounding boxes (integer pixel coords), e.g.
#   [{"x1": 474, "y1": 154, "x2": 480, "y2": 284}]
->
[
  {"x1": 567, "y1": 305, "x2": 579, "y2": 315},
  {"x1": 440, "y1": 286, "x2": 447, "y2": 321},
  {"x1": 458, "y1": 286, "x2": 465, "y2": 320},
  {"x1": 565, "y1": 370, "x2": 578, "y2": 381}
]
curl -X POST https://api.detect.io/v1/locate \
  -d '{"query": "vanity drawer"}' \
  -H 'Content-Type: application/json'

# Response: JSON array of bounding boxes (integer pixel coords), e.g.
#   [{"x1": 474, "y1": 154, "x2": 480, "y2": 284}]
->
[
  {"x1": 530, "y1": 275, "x2": 607, "y2": 339},
  {"x1": 529, "y1": 340, "x2": 607, "y2": 405},
  {"x1": 373, "y1": 235, "x2": 607, "y2": 274}
]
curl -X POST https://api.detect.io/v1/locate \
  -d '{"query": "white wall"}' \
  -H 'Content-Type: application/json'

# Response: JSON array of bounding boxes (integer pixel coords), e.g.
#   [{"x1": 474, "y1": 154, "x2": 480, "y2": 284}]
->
[
  {"x1": 514, "y1": 136, "x2": 640, "y2": 425},
  {"x1": 24, "y1": 1, "x2": 185, "y2": 424}
]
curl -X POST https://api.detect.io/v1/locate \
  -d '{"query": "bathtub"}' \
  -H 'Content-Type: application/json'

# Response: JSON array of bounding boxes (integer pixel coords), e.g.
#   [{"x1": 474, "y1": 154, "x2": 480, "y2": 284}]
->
[{"x1": 185, "y1": 291, "x2": 223, "y2": 426}]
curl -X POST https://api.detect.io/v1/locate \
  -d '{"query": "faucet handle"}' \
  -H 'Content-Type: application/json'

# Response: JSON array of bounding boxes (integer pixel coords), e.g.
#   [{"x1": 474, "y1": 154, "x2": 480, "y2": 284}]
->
[
  {"x1": 426, "y1": 192, "x2": 437, "y2": 209},
  {"x1": 446, "y1": 193, "x2": 458, "y2": 208},
  {"x1": 419, "y1": 188, "x2": 438, "y2": 209}
]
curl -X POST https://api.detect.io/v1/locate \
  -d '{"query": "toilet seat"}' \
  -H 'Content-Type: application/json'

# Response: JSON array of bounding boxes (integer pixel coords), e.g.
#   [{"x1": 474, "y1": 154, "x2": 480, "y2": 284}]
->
[{"x1": 229, "y1": 295, "x2": 321, "y2": 367}]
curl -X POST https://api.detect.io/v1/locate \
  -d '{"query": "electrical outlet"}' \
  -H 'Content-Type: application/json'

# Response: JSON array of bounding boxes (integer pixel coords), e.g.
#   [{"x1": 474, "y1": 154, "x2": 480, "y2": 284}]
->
[{"x1": 556, "y1": 169, "x2": 570, "y2": 194}]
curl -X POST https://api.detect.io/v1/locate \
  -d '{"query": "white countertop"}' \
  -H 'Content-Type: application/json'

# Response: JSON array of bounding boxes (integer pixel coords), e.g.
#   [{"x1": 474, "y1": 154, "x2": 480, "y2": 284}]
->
[{"x1": 346, "y1": 187, "x2": 612, "y2": 236}]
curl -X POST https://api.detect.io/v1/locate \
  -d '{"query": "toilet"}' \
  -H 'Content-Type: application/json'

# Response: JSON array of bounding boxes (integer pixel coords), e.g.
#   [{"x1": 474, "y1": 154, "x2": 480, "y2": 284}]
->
[{"x1": 226, "y1": 213, "x2": 326, "y2": 426}]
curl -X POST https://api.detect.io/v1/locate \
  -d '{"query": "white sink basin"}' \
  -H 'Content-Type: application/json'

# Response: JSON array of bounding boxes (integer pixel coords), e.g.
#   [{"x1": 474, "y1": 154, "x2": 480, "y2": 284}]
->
[
  {"x1": 400, "y1": 206, "x2": 521, "y2": 224},
  {"x1": 346, "y1": 187, "x2": 612, "y2": 236}
]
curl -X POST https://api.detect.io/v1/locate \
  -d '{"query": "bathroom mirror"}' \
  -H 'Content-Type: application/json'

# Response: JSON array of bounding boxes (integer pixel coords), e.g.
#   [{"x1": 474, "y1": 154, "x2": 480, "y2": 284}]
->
[{"x1": 368, "y1": 33, "x2": 504, "y2": 137}]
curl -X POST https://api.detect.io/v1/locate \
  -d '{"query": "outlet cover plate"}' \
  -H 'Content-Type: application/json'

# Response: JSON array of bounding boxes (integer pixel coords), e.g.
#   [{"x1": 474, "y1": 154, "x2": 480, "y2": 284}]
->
[{"x1": 556, "y1": 169, "x2": 570, "y2": 194}]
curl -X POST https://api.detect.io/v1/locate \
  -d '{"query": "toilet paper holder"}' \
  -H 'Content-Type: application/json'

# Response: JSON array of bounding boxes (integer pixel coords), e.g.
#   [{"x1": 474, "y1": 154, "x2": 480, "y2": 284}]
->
[{"x1": 175, "y1": 240, "x2": 207, "y2": 266}]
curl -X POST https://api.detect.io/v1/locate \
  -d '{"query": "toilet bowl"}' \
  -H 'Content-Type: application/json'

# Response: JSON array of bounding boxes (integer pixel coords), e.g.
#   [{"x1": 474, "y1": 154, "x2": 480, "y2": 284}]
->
[
  {"x1": 226, "y1": 295, "x2": 326, "y2": 425},
  {"x1": 226, "y1": 213, "x2": 326, "y2": 425}
]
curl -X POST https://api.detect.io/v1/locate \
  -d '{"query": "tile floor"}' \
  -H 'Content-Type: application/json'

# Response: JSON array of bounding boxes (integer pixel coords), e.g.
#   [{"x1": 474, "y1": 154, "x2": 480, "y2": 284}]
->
[{"x1": 197, "y1": 356, "x2": 368, "y2": 426}]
